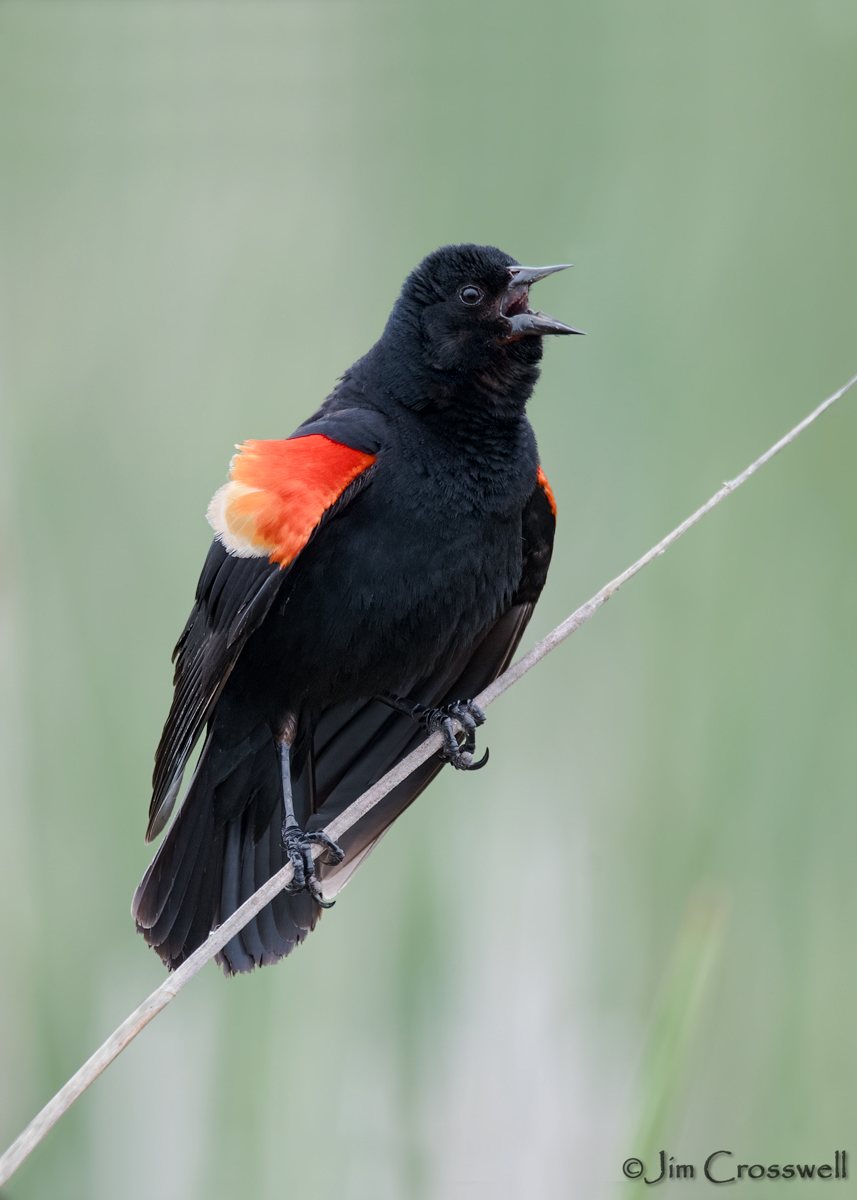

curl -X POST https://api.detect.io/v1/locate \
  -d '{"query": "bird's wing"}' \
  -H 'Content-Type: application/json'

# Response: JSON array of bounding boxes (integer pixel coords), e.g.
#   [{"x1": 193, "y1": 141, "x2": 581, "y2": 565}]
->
[
  {"x1": 147, "y1": 408, "x2": 385, "y2": 841},
  {"x1": 302, "y1": 468, "x2": 557, "y2": 897}
]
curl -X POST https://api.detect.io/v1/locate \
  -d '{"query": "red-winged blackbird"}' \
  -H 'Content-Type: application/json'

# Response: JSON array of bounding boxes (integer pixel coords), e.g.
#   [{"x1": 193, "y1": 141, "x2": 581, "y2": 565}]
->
[{"x1": 133, "y1": 243, "x2": 581, "y2": 974}]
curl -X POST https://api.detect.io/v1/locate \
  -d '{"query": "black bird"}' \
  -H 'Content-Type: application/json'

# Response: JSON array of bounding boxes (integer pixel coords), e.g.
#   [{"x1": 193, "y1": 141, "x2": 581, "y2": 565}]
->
[{"x1": 133, "y1": 243, "x2": 581, "y2": 974}]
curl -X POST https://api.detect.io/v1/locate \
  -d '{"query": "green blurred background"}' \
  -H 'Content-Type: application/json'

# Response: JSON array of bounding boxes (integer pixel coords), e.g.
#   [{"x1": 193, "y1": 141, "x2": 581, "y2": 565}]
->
[{"x1": 1, "y1": 2, "x2": 856, "y2": 1197}]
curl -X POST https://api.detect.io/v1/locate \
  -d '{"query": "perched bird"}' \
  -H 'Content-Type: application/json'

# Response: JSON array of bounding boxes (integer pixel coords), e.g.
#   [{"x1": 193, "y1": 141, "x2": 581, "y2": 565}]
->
[{"x1": 133, "y1": 243, "x2": 581, "y2": 974}]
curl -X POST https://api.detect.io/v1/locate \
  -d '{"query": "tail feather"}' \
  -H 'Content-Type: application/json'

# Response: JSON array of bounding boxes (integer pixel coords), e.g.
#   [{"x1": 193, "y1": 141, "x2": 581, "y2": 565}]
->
[
  {"x1": 134, "y1": 730, "x2": 321, "y2": 975},
  {"x1": 253, "y1": 825, "x2": 282, "y2": 963},
  {"x1": 149, "y1": 809, "x2": 217, "y2": 950},
  {"x1": 233, "y1": 822, "x2": 268, "y2": 966},
  {"x1": 133, "y1": 766, "x2": 214, "y2": 931},
  {"x1": 164, "y1": 822, "x2": 224, "y2": 966},
  {"x1": 217, "y1": 818, "x2": 254, "y2": 973}
]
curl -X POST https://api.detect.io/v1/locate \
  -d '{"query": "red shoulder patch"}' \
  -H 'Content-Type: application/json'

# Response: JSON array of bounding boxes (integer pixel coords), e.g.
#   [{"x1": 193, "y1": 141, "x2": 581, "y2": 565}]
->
[
  {"x1": 207, "y1": 434, "x2": 376, "y2": 567},
  {"x1": 536, "y1": 465, "x2": 557, "y2": 517}
]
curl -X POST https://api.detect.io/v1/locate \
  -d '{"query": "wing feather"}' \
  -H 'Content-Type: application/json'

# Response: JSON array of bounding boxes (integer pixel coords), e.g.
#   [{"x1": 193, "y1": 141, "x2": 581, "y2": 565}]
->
[{"x1": 148, "y1": 416, "x2": 384, "y2": 841}]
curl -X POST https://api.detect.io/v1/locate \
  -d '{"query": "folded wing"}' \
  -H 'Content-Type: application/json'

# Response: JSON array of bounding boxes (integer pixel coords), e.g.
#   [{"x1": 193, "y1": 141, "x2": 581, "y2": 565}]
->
[{"x1": 147, "y1": 411, "x2": 384, "y2": 841}]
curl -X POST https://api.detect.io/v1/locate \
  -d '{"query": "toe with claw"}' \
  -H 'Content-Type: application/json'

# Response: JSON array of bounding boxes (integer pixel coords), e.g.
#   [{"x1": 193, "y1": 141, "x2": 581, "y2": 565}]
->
[
  {"x1": 282, "y1": 826, "x2": 344, "y2": 909},
  {"x1": 418, "y1": 699, "x2": 489, "y2": 771}
]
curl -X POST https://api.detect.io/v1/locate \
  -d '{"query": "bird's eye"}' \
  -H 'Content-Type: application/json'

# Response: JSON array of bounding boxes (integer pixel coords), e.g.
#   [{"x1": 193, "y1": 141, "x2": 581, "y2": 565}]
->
[{"x1": 459, "y1": 285, "x2": 483, "y2": 306}]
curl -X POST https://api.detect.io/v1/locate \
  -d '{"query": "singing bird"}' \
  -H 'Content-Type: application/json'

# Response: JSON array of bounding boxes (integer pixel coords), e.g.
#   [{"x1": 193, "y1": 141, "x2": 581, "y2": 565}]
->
[{"x1": 133, "y1": 243, "x2": 581, "y2": 974}]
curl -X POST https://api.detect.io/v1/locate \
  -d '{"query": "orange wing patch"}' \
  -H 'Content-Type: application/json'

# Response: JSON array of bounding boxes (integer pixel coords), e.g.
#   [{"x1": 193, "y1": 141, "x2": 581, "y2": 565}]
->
[
  {"x1": 207, "y1": 435, "x2": 376, "y2": 567},
  {"x1": 536, "y1": 465, "x2": 556, "y2": 517}
]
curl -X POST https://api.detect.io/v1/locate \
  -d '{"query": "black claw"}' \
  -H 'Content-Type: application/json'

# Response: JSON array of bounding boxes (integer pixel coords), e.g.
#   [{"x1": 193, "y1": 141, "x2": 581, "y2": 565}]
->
[
  {"x1": 447, "y1": 744, "x2": 489, "y2": 771},
  {"x1": 308, "y1": 876, "x2": 337, "y2": 909},
  {"x1": 282, "y1": 827, "x2": 344, "y2": 906},
  {"x1": 421, "y1": 699, "x2": 488, "y2": 769}
]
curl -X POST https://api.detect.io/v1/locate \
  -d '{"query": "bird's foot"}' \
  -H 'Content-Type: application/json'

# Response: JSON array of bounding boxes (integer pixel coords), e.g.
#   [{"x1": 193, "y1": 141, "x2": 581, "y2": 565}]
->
[
  {"x1": 282, "y1": 827, "x2": 344, "y2": 909},
  {"x1": 414, "y1": 699, "x2": 489, "y2": 771}
]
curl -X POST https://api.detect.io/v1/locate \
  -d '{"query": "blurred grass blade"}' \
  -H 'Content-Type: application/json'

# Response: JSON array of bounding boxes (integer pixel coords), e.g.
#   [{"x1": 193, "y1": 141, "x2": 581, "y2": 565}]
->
[{"x1": 629, "y1": 887, "x2": 730, "y2": 1183}]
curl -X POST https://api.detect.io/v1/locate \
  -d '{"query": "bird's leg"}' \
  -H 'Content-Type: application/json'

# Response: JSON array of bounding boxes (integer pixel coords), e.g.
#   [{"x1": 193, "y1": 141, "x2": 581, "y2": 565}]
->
[
  {"x1": 380, "y1": 695, "x2": 489, "y2": 771},
  {"x1": 278, "y1": 740, "x2": 344, "y2": 909}
]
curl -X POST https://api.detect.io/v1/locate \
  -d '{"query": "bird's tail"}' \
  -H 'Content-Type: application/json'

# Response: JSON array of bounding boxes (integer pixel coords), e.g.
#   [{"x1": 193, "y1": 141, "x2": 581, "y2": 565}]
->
[{"x1": 132, "y1": 729, "x2": 320, "y2": 975}]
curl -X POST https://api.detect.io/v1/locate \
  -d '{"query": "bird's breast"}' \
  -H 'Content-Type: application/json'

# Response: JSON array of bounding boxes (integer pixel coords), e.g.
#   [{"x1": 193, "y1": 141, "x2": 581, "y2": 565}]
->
[{"x1": 259, "y1": 471, "x2": 525, "y2": 704}]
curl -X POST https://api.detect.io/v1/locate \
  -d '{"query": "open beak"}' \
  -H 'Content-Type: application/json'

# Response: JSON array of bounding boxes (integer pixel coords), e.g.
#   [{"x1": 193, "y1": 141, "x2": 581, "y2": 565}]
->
[{"x1": 502, "y1": 263, "x2": 585, "y2": 338}]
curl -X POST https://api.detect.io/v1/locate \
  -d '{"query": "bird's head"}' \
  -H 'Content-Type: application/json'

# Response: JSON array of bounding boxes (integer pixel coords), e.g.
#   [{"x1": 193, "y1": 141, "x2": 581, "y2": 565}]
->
[{"x1": 385, "y1": 244, "x2": 583, "y2": 402}]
